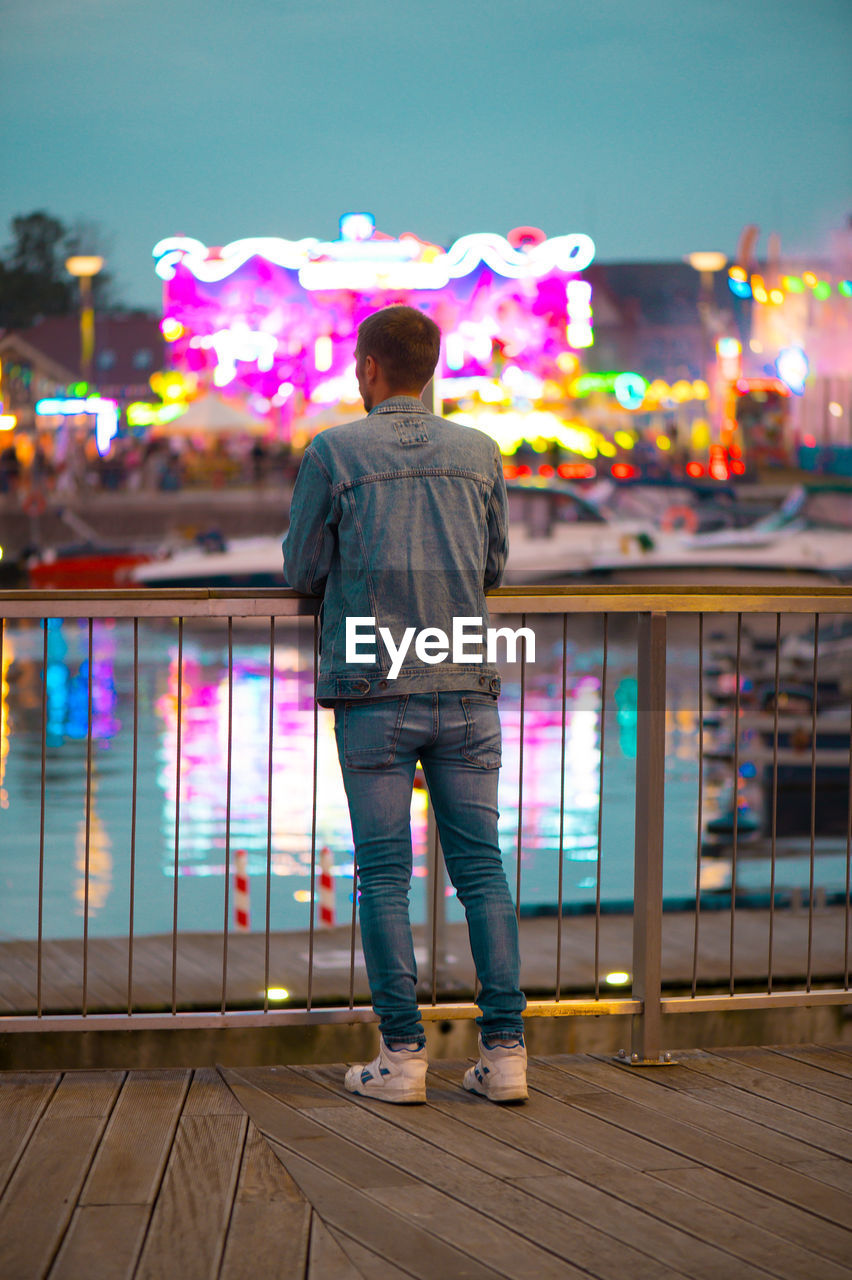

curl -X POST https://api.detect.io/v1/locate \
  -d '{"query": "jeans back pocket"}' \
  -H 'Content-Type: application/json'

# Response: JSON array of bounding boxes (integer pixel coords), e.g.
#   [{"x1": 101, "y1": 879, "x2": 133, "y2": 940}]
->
[
  {"x1": 461, "y1": 694, "x2": 502, "y2": 769},
  {"x1": 339, "y1": 697, "x2": 409, "y2": 770}
]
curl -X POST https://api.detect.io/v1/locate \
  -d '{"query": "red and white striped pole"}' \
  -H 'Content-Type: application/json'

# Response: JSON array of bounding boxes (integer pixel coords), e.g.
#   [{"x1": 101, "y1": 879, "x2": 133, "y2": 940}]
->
[
  {"x1": 234, "y1": 849, "x2": 250, "y2": 932},
  {"x1": 319, "y1": 846, "x2": 335, "y2": 928}
]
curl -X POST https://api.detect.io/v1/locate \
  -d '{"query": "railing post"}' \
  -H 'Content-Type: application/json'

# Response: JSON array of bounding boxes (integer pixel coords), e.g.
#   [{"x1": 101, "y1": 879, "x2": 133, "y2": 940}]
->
[{"x1": 629, "y1": 611, "x2": 668, "y2": 1064}]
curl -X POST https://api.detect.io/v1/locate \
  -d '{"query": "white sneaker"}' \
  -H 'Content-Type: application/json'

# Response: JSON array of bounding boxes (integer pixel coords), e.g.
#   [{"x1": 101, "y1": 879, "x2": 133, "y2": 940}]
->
[
  {"x1": 463, "y1": 1034, "x2": 528, "y2": 1102},
  {"x1": 344, "y1": 1038, "x2": 428, "y2": 1104}
]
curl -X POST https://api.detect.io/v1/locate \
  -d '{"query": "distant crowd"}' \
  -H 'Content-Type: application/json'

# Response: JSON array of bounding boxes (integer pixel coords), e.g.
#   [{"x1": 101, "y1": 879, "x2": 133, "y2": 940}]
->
[{"x1": 0, "y1": 435, "x2": 302, "y2": 496}]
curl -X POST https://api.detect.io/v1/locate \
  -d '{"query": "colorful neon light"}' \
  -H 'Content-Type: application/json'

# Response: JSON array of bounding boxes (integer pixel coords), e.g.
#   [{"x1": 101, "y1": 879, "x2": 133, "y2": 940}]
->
[
  {"x1": 775, "y1": 346, "x2": 809, "y2": 395},
  {"x1": 35, "y1": 396, "x2": 119, "y2": 455},
  {"x1": 153, "y1": 227, "x2": 596, "y2": 288},
  {"x1": 728, "y1": 264, "x2": 850, "y2": 304},
  {"x1": 566, "y1": 279, "x2": 594, "y2": 349},
  {"x1": 154, "y1": 215, "x2": 597, "y2": 440}
]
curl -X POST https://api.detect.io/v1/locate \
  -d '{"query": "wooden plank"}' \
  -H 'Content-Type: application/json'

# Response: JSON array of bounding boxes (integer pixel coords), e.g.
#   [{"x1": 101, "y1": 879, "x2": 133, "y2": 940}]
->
[
  {"x1": 224, "y1": 1072, "x2": 423, "y2": 1192},
  {"x1": 370, "y1": 1182, "x2": 626, "y2": 1280},
  {"x1": 538, "y1": 1058, "x2": 852, "y2": 1228},
  {"x1": 296, "y1": 1063, "x2": 551, "y2": 1180},
  {"x1": 48, "y1": 1205, "x2": 151, "y2": 1280},
  {"x1": 264, "y1": 1139, "x2": 545, "y2": 1280},
  {"x1": 304, "y1": 1064, "x2": 848, "y2": 1280},
  {"x1": 231, "y1": 1068, "x2": 694, "y2": 1280},
  {"x1": 542, "y1": 1053, "x2": 846, "y2": 1169},
  {"x1": 424, "y1": 1060, "x2": 696, "y2": 1174},
  {"x1": 307, "y1": 1217, "x2": 371, "y2": 1280},
  {"x1": 42, "y1": 1069, "x2": 125, "y2": 1117},
  {"x1": 293, "y1": 1094, "x2": 781, "y2": 1280},
  {"x1": 715, "y1": 1047, "x2": 852, "y2": 1103},
  {"x1": 772, "y1": 1044, "x2": 852, "y2": 1078},
  {"x1": 0, "y1": 1071, "x2": 122, "y2": 1278},
  {"x1": 508, "y1": 1169, "x2": 852, "y2": 1280},
  {"x1": 0, "y1": 1071, "x2": 59, "y2": 1195},
  {"x1": 320, "y1": 1223, "x2": 404, "y2": 1280},
  {"x1": 668, "y1": 1052, "x2": 852, "y2": 1149},
  {"x1": 134, "y1": 1112, "x2": 247, "y2": 1280},
  {"x1": 218, "y1": 1121, "x2": 311, "y2": 1280},
  {"x1": 80, "y1": 1069, "x2": 190, "y2": 1206},
  {"x1": 654, "y1": 1164, "x2": 852, "y2": 1271},
  {"x1": 783, "y1": 1156, "x2": 852, "y2": 1195},
  {"x1": 299, "y1": 1099, "x2": 494, "y2": 1195},
  {"x1": 183, "y1": 1065, "x2": 245, "y2": 1115}
]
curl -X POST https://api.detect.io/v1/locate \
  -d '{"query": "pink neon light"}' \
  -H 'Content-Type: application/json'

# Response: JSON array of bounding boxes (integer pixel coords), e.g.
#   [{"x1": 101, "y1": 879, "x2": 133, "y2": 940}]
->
[{"x1": 155, "y1": 219, "x2": 596, "y2": 438}]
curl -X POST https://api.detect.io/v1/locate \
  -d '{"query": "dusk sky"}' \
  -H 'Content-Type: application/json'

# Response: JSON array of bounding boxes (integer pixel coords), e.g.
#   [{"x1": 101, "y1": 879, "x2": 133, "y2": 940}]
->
[{"x1": 3, "y1": 0, "x2": 850, "y2": 311}]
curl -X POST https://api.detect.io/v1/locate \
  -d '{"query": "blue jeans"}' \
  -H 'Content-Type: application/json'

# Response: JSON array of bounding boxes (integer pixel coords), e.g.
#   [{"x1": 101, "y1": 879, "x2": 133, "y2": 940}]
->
[{"x1": 334, "y1": 691, "x2": 526, "y2": 1047}]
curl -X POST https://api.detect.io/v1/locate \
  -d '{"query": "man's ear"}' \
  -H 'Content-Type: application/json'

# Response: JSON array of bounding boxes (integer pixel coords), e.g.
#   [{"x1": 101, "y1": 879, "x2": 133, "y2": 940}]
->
[{"x1": 364, "y1": 354, "x2": 379, "y2": 383}]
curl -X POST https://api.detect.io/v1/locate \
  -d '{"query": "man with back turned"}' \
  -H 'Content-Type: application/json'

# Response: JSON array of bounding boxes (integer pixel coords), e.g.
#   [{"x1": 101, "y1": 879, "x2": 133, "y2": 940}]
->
[{"x1": 283, "y1": 305, "x2": 527, "y2": 1103}]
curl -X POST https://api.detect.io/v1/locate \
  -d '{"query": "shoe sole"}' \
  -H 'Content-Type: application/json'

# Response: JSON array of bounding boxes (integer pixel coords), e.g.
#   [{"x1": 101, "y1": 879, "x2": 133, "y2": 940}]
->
[
  {"x1": 463, "y1": 1076, "x2": 528, "y2": 1103},
  {"x1": 346, "y1": 1085, "x2": 427, "y2": 1104}
]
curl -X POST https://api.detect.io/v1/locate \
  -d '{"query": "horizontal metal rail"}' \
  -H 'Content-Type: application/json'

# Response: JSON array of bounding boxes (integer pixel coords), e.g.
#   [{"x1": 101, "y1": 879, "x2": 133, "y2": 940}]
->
[
  {"x1": 0, "y1": 584, "x2": 851, "y2": 617},
  {"x1": 0, "y1": 997, "x2": 643, "y2": 1035}
]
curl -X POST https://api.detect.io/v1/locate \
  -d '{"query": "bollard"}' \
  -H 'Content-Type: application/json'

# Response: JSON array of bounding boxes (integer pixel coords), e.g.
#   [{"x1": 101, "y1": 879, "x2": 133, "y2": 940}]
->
[
  {"x1": 233, "y1": 849, "x2": 250, "y2": 932},
  {"x1": 319, "y1": 846, "x2": 335, "y2": 927}
]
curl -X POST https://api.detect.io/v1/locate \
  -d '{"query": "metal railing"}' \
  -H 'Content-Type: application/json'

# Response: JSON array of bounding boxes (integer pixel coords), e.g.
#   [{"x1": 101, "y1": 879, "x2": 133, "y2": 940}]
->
[{"x1": 1, "y1": 584, "x2": 850, "y2": 1060}]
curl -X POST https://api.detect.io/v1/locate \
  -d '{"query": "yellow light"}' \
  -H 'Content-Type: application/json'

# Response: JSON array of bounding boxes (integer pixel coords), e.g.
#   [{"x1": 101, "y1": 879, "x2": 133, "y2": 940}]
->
[
  {"x1": 802, "y1": 271, "x2": 817, "y2": 287},
  {"x1": 752, "y1": 286, "x2": 768, "y2": 303},
  {"x1": 598, "y1": 440, "x2": 616, "y2": 457},
  {"x1": 749, "y1": 339, "x2": 763, "y2": 353},
  {"x1": 686, "y1": 251, "x2": 727, "y2": 273},
  {"x1": 293, "y1": 889, "x2": 312, "y2": 903},
  {"x1": 161, "y1": 318, "x2": 184, "y2": 342},
  {"x1": 769, "y1": 289, "x2": 784, "y2": 305},
  {"x1": 266, "y1": 987, "x2": 290, "y2": 1001},
  {"x1": 556, "y1": 352, "x2": 579, "y2": 374},
  {"x1": 614, "y1": 431, "x2": 634, "y2": 449},
  {"x1": 671, "y1": 380, "x2": 693, "y2": 403},
  {"x1": 65, "y1": 254, "x2": 104, "y2": 278},
  {"x1": 828, "y1": 402, "x2": 843, "y2": 418},
  {"x1": 656, "y1": 435, "x2": 672, "y2": 451},
  {"x1": 605, "y1": 971, "x2": 631, "y2": 986},
  {"x1": 692, "y1": 380, "x2": 710, "y2": 400},
  {"x1": 728, "y1": 266, "x2": 747, "y2": 282},
  {"x1": 0, "y1": 414, "x2": 16, "y2": 431},
  {"x1": 315, "y1": 336, "x2": 333, "y2": 372},
  {"x1": 691, "y1": 419, "x2": 710, "y2": 450}
]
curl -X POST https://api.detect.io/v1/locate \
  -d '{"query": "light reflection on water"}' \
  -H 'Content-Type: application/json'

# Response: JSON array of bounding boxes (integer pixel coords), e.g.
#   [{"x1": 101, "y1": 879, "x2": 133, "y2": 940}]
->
[{"x1": 0, "y1": 615, "x2": 841, "y2": 941}]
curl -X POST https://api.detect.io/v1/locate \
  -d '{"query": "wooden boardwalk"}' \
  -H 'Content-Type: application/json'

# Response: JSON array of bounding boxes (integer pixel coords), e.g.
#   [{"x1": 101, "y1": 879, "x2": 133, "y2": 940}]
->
[
  {"x1": 1, "y1": 906, "x2": 848, "y2": 1014},
  {"x1": 1, "y1": 1045, "x2": 850, "y2": 1278}
]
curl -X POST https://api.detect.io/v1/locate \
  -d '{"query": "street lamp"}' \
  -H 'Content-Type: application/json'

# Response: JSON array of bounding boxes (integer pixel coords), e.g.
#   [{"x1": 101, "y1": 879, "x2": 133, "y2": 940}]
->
[{"x1": 65, "y1": 254, "x2": 104, "y2": 385}]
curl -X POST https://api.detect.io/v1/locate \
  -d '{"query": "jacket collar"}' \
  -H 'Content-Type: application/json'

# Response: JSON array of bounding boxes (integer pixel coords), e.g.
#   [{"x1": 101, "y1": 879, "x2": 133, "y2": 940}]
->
[{"x1": 368, "y1": 395, "x2": 429, "y2": 416}]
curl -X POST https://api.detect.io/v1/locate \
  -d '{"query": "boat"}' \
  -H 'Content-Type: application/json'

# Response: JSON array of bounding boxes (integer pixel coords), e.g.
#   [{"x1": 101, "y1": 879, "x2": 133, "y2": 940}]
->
[
  {"x1": 130, "y1": 481, "x2": 852, "y2": 590},
  {"x1": 24, "y1": 509, "x2": 160, "y2": 589},
  {"x1": 502, "y1": 480, "x2": 852, "y2": 585},
  {"x1": 131, "y1": 535, "x2": 286, "y2": 588}
]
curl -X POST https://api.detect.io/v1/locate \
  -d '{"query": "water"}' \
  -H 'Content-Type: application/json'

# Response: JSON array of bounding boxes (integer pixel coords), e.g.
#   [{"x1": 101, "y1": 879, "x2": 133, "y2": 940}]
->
[{"x1": 0, "y1": 614, "x2": 845, "y2": 941}]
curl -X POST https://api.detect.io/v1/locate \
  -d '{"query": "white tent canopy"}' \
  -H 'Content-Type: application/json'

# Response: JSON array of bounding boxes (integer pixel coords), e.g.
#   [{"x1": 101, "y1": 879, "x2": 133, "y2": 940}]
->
[{"x1": 153, "y1": 393, "x2": 267, "y2": 436}]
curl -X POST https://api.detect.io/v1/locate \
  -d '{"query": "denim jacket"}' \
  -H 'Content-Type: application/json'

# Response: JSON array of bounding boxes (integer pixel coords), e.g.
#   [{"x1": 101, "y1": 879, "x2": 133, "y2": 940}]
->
[{"x1": 282, "y1": 396, "x2": 509, "y2": 704}]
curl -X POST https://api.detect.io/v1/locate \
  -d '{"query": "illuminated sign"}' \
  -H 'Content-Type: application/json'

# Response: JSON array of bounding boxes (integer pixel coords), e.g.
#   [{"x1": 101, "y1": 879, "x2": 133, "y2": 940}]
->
[
  {"x1": 35, "y1": 396, "x2": 118, "y2": 454},
  {"x1": 153, "y1": 215, "x2": 597, "y2": 442},
  {"x1": 153, "y1": 226, "x2": 596, "y2": 288}
]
